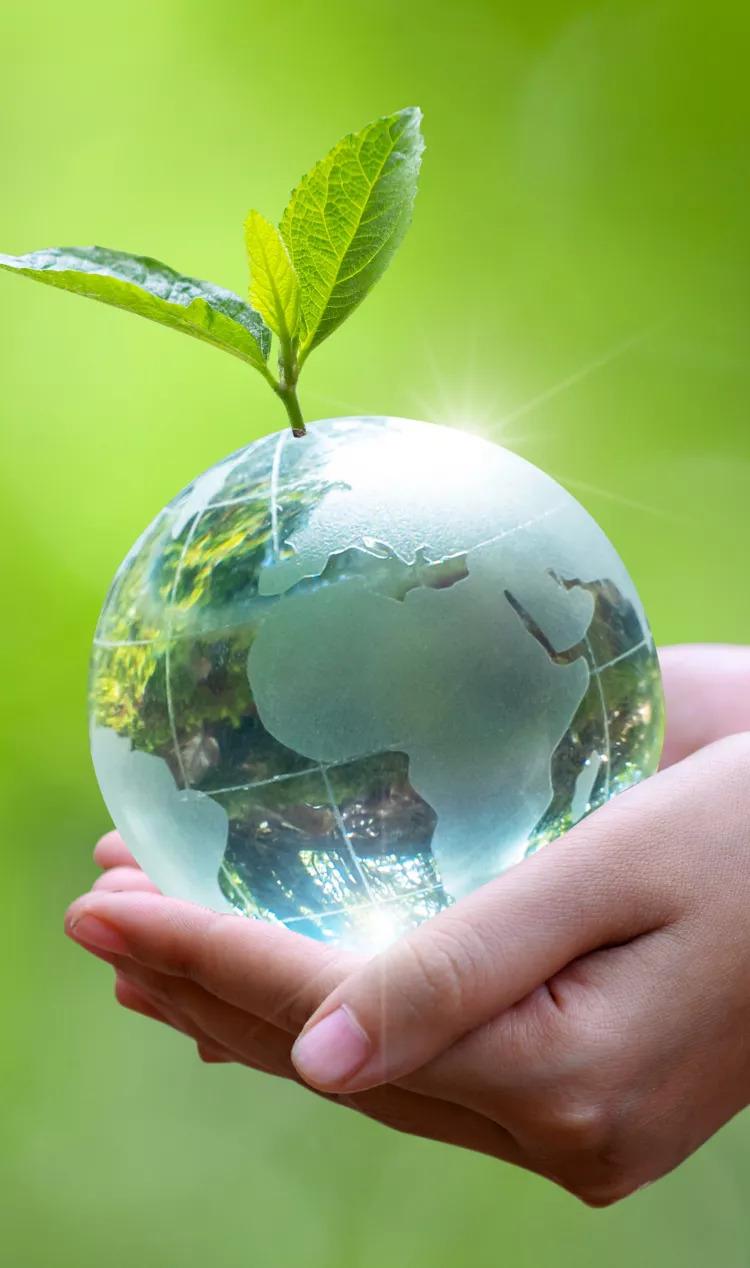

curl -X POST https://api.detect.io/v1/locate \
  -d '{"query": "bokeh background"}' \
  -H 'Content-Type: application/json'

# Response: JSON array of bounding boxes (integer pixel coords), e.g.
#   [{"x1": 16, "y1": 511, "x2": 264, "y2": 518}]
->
[{"x1": 2, "y1": 1, "x2": 749, "y2": 1264}]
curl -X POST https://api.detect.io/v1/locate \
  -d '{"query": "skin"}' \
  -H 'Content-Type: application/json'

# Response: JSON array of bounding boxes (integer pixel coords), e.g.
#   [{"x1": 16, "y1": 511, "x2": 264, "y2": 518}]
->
[{"x1": 65, "y1": 644, "x2": 750, "y2": 1207}]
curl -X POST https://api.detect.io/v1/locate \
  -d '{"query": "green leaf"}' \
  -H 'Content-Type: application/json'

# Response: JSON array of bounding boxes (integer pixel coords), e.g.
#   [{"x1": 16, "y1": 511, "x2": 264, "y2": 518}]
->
[
  {"x1": 280, "y1": 106, "x2": 424, "y2": 363},
  {"x1": 0, "y1": 246, "x2": 271, "y2": 371},
  {"x1": 244, "y1": 210, "x2": 300, "y2": 345}
]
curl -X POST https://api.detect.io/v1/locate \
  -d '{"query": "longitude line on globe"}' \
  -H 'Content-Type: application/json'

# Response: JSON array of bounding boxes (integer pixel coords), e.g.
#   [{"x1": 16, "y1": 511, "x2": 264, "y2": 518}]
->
[
  {"x1": 265, "y1": 426, "x2": 379, "y2": 910},
  {"x1": 269, "y1": 430, "x2": 288, "y2": 559},
  {"x1": 320, "y1": 765, "x2": 379, "y2": 907},
  {"x1": 584, "y1": 631, "x2": 612, "y2": 799},
  {"x1": 164, "y1": 509, "x2": 205, "y2": 789}
]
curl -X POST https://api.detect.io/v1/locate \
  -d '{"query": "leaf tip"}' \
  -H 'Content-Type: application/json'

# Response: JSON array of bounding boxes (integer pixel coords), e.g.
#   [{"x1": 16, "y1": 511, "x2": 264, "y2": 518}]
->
[{"x1": 397, "y1": 105, "x2": 425, "y2": 151}]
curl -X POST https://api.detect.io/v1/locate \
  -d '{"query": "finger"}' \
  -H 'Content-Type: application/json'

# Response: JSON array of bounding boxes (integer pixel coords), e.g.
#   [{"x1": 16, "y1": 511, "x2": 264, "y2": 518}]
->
[
  {"x1": 116, "y1": 947, "x2": 531, "y2": 1166},
  {"x1": 94, "y1": 831, "x2": 138, "y2": 871},
  {"x1": 93, "y1": 866, "x2": 161, "y2": 894},
  {"x1": 109, "y1": 945, "x2": 546, "y2": 1178},
  {"x1": 114, "y1": 969, "x2": 214, "y2": 1044},
  {"x1": 403, "y1": 937, "x2": 655, "y2": 1123},
  {"x1": 111, "y1": 952, "x2": 526, "y2": 1154},
  {"x1": 332, "y1": 1083, "x2": 527, "y2": 1169},
  {"x1": 114, "y1": 971, "x2": 227, "y2": 1056},
  {"x1": 289, "y1": 747, "x2": 724, "y2": 1094},
  {"x1": 197, "y1": 1042, "x2": 233, "y2": 1064},
  {"x1": 115, "y1": 967, "x2": 253, "y2": 1063},
  {"x1": 114, "y1": 974, "x2": 170, "y2": 1023},
  {"x1": 111, "y1": 960, "x2": 541, "y2": 1177},
  {"x1": 65, "y1": 894, "x2": 361, "y2": 1032},
  {"x1": 115, "y1": 959, "x2": 298, "y2": 1078},
  {"x1": 427, "y1": 927, "x2": 733, "y2": 1204},
  {"x1": 68, "y1": 902, "x2": 350, "y2": 1074},
  {"x1": 659, "y1": 643, "x2": 750, "y2": 767}
]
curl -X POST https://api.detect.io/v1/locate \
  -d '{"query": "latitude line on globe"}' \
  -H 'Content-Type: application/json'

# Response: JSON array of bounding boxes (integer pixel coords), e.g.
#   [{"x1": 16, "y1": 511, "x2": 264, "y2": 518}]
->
[
  {"x1": 93, "y1": 502, "x2": 576, "y2": 653},
  {"x1": 179, "y1": 626, "x2": 652, "y2": 800},
  {"x1": 280, "y1": 881, "x2": 447, "y2": 925},
  {"x1": 207, "y1": 495, "x2": 269, "y2": 511},
  {"x1": 592, "y1": 636, "x2": 650, "y2": 675},
  {"x1": 207, "y1": 765, "x2": 327, "y2": 795},
  {"x1": 95, "y1": 637, "x2": 164, "y2": 648}
]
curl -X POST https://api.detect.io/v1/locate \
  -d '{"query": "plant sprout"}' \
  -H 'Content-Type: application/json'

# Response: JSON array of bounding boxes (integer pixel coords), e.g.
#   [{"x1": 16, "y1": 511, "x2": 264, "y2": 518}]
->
[{"x1": 0, "y1": 108, "x2": 424, "y2": 437}]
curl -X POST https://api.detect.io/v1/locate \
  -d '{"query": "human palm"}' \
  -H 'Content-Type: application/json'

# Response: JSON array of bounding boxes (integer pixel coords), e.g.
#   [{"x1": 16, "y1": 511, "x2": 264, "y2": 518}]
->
[{"x1": 66, "y1": 645, "x2": 750, "y2": 1205}]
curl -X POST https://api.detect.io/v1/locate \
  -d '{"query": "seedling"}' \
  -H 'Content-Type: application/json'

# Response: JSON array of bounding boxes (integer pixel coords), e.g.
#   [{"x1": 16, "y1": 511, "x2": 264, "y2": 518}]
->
[{"x1": 0, "y1": 107, "x2": 424, "y2": 437}]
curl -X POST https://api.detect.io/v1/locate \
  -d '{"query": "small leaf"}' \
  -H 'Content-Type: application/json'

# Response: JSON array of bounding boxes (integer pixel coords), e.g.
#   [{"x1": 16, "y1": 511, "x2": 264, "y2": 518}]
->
[
  {"x1": 0, "y1": 246, "x2": 271, "y2": 370},
  {"x1": 281, "y1": 106, "x2": 424, "y2": 363},
  {"x1": 244, "y1": 210, "x2": 300, "y2": 345}
]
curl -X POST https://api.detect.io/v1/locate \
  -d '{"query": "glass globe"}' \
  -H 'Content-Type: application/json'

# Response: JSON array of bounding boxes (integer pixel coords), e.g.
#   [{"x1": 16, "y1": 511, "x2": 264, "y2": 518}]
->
[{"x1": 89, "y1": 416, "x2": 663, "y2": 950}]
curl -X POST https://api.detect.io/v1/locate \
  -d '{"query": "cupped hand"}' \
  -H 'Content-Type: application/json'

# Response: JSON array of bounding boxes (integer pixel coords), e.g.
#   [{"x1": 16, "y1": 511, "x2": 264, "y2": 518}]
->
[{"x1": 65, "y1": 644, "x2": 750, "y2": 1205}]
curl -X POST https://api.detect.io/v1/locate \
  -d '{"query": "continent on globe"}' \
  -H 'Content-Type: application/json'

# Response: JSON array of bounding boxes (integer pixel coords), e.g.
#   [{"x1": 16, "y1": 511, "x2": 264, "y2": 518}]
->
[
  {"x1": 90, "y1": 417, "x2": 664, "y2": 950},
  {"x1": 248, "y1": 541, "x2": 590, "y2": 901}
]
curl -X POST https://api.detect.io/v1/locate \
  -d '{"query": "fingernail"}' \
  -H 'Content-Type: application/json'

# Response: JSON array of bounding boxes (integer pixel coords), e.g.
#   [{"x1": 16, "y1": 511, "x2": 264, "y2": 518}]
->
[
  {"x1": 68, "y1": 914, "x2": 130, "y2": 955},
  {"x1": 291, "y1": 1006, "x2": 370, "y2": 1089}
]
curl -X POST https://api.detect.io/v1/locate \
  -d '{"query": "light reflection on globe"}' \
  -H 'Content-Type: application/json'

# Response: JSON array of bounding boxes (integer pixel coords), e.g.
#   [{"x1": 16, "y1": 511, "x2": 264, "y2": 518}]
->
[{"x1": 89, "y1": 416, "x2": 663, "y2": 950}]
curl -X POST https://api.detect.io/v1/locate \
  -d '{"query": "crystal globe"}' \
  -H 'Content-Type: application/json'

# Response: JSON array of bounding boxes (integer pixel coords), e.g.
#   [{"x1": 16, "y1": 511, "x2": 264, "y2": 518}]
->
[{"x1": 90, "y1": 416, "x2": 663, "y2": 950}]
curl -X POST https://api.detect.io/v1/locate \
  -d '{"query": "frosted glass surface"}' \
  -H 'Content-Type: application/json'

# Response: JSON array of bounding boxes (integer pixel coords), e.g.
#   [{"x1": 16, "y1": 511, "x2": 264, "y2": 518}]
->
[{"x1": 89, "y1": 417, "x2": 663, "y2": 949}]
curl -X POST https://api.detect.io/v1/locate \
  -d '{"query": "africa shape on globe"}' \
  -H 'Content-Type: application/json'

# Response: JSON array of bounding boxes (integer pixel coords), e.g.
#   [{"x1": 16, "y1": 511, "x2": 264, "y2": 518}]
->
[{"x1": 90, "y1": 417, "x2": 663, "y2": 950}]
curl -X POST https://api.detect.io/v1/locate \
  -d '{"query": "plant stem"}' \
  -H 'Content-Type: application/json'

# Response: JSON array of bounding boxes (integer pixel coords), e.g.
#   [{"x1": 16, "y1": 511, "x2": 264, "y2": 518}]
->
[
  {"x1": 275, "y1": 381, "x2": 306, "y2": 437},
  {"x1": 275, "y1": 335, "x2": 306, "y2": 437}
]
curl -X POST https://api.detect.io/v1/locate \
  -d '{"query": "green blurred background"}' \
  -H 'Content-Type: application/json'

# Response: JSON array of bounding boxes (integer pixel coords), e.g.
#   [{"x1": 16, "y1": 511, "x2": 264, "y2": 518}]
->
[{"x1": 1, "y1": 1, "x2": 749, "y2": 1264}]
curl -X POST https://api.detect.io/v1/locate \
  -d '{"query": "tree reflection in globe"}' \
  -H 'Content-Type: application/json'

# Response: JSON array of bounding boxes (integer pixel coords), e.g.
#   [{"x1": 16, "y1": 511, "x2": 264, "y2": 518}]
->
[{"x1": 89, "y1": 417, "x2": 663, "y2": 950}]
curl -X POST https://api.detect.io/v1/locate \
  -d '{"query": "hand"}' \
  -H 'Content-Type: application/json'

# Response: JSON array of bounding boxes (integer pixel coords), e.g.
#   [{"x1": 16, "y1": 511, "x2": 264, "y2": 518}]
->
[
  {"x1": 658, "y1": 643, "x2": 750, "y2": 768},
  {"x1": 65, "y1": 645, "x2": 750, "y2": 1205}
]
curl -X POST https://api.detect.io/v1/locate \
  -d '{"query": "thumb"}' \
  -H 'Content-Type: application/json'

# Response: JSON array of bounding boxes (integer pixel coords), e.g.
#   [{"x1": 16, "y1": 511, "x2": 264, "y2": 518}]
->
[{"x1": 289, "y1": 758, "x2": 700, "y2": 1094}]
